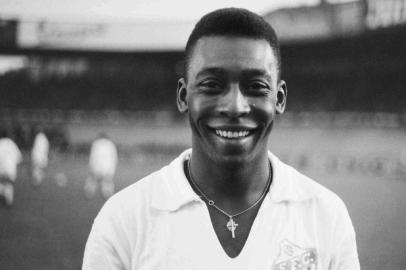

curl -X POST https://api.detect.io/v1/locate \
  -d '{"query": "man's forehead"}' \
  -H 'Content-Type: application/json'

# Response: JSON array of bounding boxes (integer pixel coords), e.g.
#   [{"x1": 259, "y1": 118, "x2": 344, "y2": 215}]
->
[
  {"x1": 192, "y1": 35, "x2": 274, "y2": 55},
  {"x1": 188, "y1": 36, "x2": 278, "y2": 75}
]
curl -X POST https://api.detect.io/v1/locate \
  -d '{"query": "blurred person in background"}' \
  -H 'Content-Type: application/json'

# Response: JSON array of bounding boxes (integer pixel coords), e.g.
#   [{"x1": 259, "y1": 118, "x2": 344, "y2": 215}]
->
[
  {"x1": 31, "y1": 129, "x2": 50, "y2": 186},
  {"x1": 84, "y1": 133, "x2": 118, "y2": 199},
  {"x1": 83, "y1": 8, "x2": 359, "y2": 269},
  {"x1": 0, "y1": 130, "x2": 22, "y2": 206}
]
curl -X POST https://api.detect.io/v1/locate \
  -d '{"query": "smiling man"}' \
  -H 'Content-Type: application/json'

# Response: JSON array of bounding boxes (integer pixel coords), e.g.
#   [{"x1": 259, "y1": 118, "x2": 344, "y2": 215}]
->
[{"x1": 83, "y1": 8, "x2": 360, "y2": 270}]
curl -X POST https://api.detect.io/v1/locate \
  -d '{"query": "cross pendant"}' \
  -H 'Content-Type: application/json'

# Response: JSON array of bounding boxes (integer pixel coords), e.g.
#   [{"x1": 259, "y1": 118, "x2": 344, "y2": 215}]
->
[{"x1": 226, "y1": 217, "x2": 238, "y2": 238}]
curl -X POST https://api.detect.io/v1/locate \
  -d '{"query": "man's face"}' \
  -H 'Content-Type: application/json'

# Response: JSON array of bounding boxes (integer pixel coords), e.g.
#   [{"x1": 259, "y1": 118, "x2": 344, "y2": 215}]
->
[{"x1": 177, "y1": 36, "x2": 286, "y2": 165}]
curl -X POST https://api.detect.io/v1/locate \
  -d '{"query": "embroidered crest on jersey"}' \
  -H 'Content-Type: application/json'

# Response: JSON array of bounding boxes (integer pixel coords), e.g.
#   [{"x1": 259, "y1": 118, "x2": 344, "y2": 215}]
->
[{"x1": 272, "y1": 239, "x2": 317, "y2": 270}]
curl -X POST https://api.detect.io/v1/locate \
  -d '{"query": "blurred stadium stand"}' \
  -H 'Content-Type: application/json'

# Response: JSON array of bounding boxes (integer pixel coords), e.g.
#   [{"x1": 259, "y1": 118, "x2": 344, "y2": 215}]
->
[{"x1": 0, "y1": 0, "x2": 405, "y2": 149}]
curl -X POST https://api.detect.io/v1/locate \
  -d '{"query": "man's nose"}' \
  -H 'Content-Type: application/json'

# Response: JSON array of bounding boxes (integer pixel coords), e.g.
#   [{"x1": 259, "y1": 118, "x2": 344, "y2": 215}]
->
[{"x1": 219, "y1": 85, "x2": 250, "y2": 117}]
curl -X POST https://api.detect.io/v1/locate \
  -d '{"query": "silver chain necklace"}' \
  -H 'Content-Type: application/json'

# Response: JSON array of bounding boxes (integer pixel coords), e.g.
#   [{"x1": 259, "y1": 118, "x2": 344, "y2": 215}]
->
[{"x1": 186, "y1": 156, "x2": 272, "y2": 239}]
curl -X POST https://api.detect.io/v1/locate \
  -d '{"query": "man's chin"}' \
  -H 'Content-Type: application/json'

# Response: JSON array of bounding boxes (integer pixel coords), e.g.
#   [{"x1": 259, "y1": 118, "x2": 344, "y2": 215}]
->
[{"x1": 211, "y1": 150, "x2": 254, "y2": 168}]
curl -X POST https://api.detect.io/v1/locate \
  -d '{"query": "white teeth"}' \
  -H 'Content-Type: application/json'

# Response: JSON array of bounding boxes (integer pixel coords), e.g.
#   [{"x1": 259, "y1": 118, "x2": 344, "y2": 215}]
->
[{"x1": 214, "y1": 129, "x2": 251, "y2": 138}]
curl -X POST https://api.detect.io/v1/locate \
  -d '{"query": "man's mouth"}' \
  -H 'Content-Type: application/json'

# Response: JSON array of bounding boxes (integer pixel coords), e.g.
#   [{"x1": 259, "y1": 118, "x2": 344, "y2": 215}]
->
[{"x1": 213, "y1": 129, "x2": 253, "y2": 139}]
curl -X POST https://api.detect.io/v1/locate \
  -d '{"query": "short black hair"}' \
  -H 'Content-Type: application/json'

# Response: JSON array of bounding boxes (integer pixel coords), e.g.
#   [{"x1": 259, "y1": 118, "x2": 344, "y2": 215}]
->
[{"x1": 184, "y1": 7, "x2": 281, "y2": 79}]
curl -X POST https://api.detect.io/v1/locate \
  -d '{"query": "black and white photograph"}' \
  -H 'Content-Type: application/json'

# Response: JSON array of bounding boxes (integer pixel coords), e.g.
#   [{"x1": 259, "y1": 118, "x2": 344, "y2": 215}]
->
[{"x1": 0, "y1": 0, "x2": 405, "y2": 269}]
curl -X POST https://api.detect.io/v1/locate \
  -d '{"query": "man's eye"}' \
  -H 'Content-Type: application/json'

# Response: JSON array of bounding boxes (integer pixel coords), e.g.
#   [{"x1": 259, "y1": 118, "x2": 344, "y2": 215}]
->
[
  {"x1": 199, "y1": 80, "x2": 223, "y2": 90},
  {"x1": 248, "y1": 82, "x2": 270, "y2": 93}
]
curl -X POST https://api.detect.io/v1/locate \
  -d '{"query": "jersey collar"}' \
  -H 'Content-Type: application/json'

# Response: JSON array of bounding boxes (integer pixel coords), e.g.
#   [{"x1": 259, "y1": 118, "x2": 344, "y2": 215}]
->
[{"x1": 151, "y1": 149, "x2": 319, "y2": 211}]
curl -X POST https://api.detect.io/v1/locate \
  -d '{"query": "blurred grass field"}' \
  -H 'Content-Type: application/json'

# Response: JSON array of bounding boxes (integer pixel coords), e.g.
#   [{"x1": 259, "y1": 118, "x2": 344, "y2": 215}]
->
[{"x1": 0, "y1": 123, "x2": 405, "y2": 269}]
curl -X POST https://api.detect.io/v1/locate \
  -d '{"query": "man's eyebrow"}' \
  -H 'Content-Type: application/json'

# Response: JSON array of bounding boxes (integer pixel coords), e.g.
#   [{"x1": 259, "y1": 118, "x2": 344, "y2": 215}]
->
[
  {"x1": 242, "y1": 69, "x2": 273, "y2": 81},
  {"x1": 195, "y1": 67, "x2": 273, "y2": 80},
  {"x1": 195, "y1": 67, "x2": 227, "y2": 78}
]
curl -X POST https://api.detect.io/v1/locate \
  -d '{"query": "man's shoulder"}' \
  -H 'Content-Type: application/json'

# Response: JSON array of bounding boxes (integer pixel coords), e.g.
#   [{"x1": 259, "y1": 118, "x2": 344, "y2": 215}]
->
[
  {"x1": 103, "y1": 150, "x2": 190, "y2": 211},
  {"x1": 295, "y1": 167, "x2": 344, "y2": 205},
  {"x1": 292, "y1": 168, "x2": 351, "y2": 224},
  {"x1": 107, "y1": 166, "x2": 167, "y2": 206},
  {"x1": 273, "y1": 155, "x2": 347, "y2": 210}
]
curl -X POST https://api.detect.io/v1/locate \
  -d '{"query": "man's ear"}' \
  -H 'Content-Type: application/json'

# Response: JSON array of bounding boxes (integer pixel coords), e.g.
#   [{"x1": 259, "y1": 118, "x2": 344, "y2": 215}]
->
[
  {"x1": 276, "y1": 80, "x2": 287, "y2": 114},
  {"x1": 177, "y1": 78, "x2": 188, "y2": 113}
]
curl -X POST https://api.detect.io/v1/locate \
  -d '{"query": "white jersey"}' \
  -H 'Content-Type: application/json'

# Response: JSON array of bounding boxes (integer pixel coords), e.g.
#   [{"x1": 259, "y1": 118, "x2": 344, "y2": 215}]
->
[
  {"x1": 89, "y1": 138, "x2": 118, "y2": 178},
  {"x1": 0, "y1": 138, "x2": 22, "y2": 181},
  {"x1": 83, "y1": 149, "x2": 360, "y2": 270},
  {"x1": 31, "y1": 132, "x2": 49, "y2": 168}
]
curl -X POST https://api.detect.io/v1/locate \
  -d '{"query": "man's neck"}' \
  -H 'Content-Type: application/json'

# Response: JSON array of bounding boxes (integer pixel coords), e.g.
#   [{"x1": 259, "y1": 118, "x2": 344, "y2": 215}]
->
[{"x1": 188, "y1": 149, "x2": 270, "y2": 206}]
